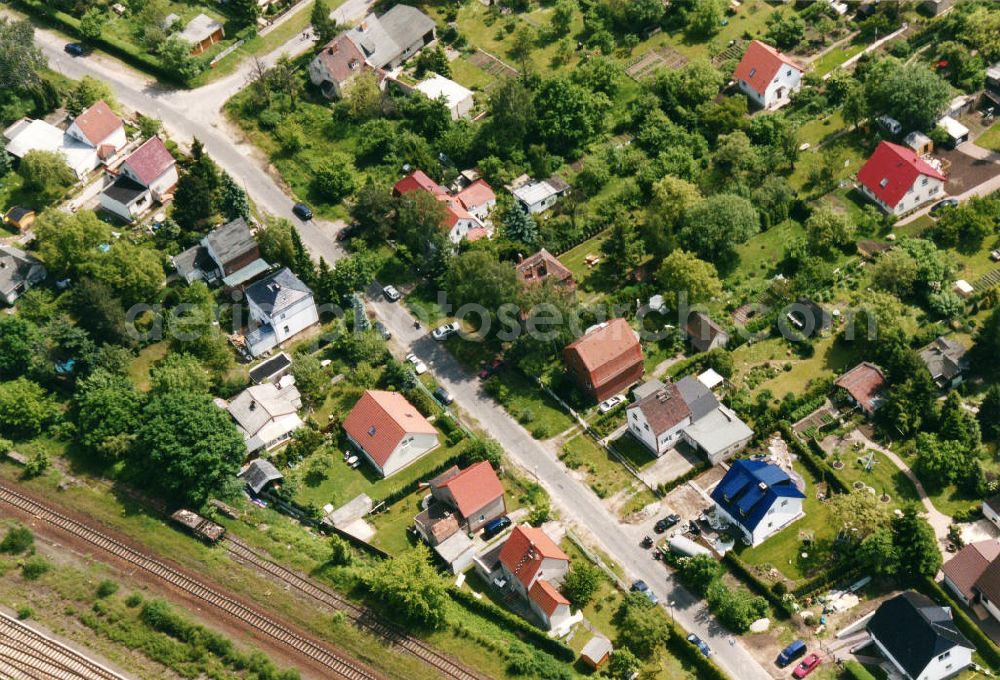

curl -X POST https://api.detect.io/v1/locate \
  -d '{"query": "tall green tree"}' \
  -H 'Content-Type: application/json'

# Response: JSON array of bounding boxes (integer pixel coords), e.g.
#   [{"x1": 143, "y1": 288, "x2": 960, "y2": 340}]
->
[
  {"x1": 75, "y1": 369, "x2": 143, "y2": 460},
  {"x1": 0, "y1": 317, "x2": 40, "y2": 379},
  {"x1": 365, "y1": 544, "x2": 448, "y2": 629},
  {"x1": 891, "y1": 506, "x2": 942, "y2": 578},
  {"x1": 979, "y1": 385, "x2": 1000, "y2": 443},
  {"x1": 34, "y1": 210, "x2": 111, "y2": 279},
  {"x1": 533, "y1": 77, "x2": 608, "y2": 156},
  {"x1": 679, "y1": 194, "x2": 760, "y2": 264},
  {"x1": 863, "y1": 57, "x2": 950, "y2": 131},
  {"x1": 0, "y1": 18, "x2": 46, "y2": 92},
  {"x1": 311, "y1": 0, "x2": 338, "y2": 44},
  {"x1": 613, "y1": 592, "x2": 669, "y2": 659},
  {"x1": 135, "y1": 390, "x2": 246, "y2": 504},
  {"x1": 0, "y1": 378, "x2": 58, "y2": 439},
  {"x1": 656, "y1": 249, "x2": 722, "y2": 305},
  {"x1": 79, "y1": 8, "x2": 107, "y2": 44},
  {"x1": 560, "y1": 562, "x2": 602, "y2": 608},
  {"x1": 601, "y1": 218, "x2": 645, "y2": 281},
  {"x1": 18, "y1": 150, "x2": 76, "y2": 203},
  {"x1": 443, "y1": 251, "x2": 520, "y2": 320},
  {"x1": 219, "y1": 173, "x2": 251, "y2": 222}
]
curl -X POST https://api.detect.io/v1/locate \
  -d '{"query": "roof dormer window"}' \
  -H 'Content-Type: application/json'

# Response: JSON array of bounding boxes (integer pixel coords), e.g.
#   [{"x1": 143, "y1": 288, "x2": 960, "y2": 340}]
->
[
  {"x1": 748, "y1": 68, "x2": 757, "y2": 78},
  {"x1": 879, "y1": 178, "x2": 889, "y2": 188}
]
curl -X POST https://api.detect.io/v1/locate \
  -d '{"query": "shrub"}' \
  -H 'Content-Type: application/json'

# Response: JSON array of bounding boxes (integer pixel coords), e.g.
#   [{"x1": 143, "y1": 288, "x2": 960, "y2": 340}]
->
[
  {"x1": 21, "y1": 556, "x2": 50, "y2": 580},
  {"x1": 96, "y1": 580, "x2": 119, "y2": 598},
  {"x1": 16, "y1": 606, "x2": 31, "y2": 620},
  {"x1": 0, "y1": 525, "x2": 34, "y2": 554},
  {"x1": 125, "y1": 593, "x2": 143, "y2": 608}
]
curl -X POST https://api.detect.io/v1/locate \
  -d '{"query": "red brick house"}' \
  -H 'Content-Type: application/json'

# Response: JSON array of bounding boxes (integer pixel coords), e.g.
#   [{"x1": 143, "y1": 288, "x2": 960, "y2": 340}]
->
[{"x1": 564, "y1": 318, "x2": 644, "y2": 403}]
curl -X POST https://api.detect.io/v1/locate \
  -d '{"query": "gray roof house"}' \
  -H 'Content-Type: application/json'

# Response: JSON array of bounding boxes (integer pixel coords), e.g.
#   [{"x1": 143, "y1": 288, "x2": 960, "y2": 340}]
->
[
  {"x1": 0, "y1": 245, "x2": 46, "y2": 306},
  {"x1": 345, "y1": 4, "x2": 436, "y2": 71},
  {"x1": 227, "y1": 380, "x2": 304, "y2": 453},
  {"x1": 626, "y1": 376, "x2": 752, "y2": 464},
  {"x1": 919, "y1": 336, "x2": 969, "y2": 390},
  {"x1": 685, "y1": 312, "x2": 729, "y2": 353},
  {"x1": 173, "y1": 217, "x2": 270, "y2": 287},
  {"x1": 243, "y1": 267, "x2": 320, "y2": 357},
  {"x1": 240, "y1": 458, "x2": 284, "y2": 495}
]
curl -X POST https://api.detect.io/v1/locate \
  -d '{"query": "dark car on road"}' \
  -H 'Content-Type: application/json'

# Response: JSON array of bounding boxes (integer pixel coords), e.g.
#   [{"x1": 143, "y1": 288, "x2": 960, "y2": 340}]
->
[
  {"x1": 374, "y1": 321, "x2": 390, "y2": 340},
  {"x1": 433, "y1": 386, "x2": 453, "y2": 406},
  {"x1": 930, "y1": 198, "x2": 959, "y2": 216},
  {"x1": 336, "y1": 225, "x2": 356, "y2": 241},
  {"x1": 292, "y1": 203, "x2": 313, "y2": 221},
  {"x1": 687, "y1": 634, "x2": 711, "y2": 657},
  {"x1": 65, "y1": 43, "x2": 85, "y2": 56},
  {"x1": 654, "y1": 514, "x2": 681, "y2": 533},
  {"x1": 630, "y1": 580, "x2": 658, "y2": 605}
]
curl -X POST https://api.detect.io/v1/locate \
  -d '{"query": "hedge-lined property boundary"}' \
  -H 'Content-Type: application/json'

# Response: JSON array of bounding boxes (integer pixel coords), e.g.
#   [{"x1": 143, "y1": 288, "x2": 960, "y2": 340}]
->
[
  {"x1": 778, "y1": 420, "x2": 848, "y2": 494},
  {"x1": 919, "y1": 577, "x2": 1000, "y2": 669},
  {"x1": 372, "y1": 452, "x2": 467, "y2": 508},
  {"x1": 722, "y1": 553, "x2": 793, "y2": 616},
  {"x1": 843, "y1": 660, "x2": 878, "y2": 680},
  {"x1": 665, "y1": 623, "x2": 729, "y2": 680},
  {"x1": 448, "y1": 588, "x2": 576, "y2": 662}
]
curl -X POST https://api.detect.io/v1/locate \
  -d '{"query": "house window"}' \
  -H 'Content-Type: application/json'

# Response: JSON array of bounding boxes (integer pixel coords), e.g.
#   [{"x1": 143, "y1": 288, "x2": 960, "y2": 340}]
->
[
  {"x1": 283, "y1": 325, "x2": 290, "y2": 334},
  {"x1": 940, "y1": 651, "x2": 951, "y2": 661},
  {"x1": 930, "y1": 185, "x2": 939, "y2": 195},
  {"x1": 632, "y1": 412, "x2": 638, "y2": 421},
  {"x1": 643, "y1": 424, "x2": 649, "y2": 431},
  {"x1": 781, "y1": 499, "x2": 788, "y2": 507},
  {"x1": 767, "y1": 522, "x2": 773, "y2": 528},
  {"x1": 921, "y1": 177, "x2": 928, "y2": 186}
]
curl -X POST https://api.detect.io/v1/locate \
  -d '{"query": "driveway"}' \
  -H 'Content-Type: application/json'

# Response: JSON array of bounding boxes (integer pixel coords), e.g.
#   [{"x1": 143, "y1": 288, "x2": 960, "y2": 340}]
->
[
  {"x1": 367, "y1": 286, "x2": 775, "y2": 680},
  {"x1": 896, "y1": 140, "x2": 1000, "y2": 226}
]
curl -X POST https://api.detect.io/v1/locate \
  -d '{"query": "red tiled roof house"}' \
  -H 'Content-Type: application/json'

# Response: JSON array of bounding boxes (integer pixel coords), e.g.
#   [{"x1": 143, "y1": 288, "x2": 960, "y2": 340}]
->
[
  {"x1": 455, "y1": 179, "x2": 496, "y2": 224},
  {"x1": 857, "y1": 141, "x2": 947, "y2": 216},
  {"x1": 308, "y1": 34, "x2": 373, "y2": 100},
  {"x1": 66, "y1": 100, "x2": 127, "y2": 160},
  {"x1": 118, "y1": 136, "x2": 178, "y2": 202},
  {"x1": 564, "y1": 318, "x2": 644, "y2": 403},
  {"x1": 834, "y1": 362, "x2": 888, "y2": 417},
  {"x1": 393, "y1": 170, "x2": 491, "y2": 244},
  {"x1": 498, "y1": 525, "x2": 572, "y2": 631},
  {"x1": 942, "y1": 541, "x2": 1000, "y2": 606},
  {"x1": 414, "y1": 461, "x2": 507, "y2": 542},
  {"x1": 343, "y1": 390, "x2": 439, "y2": 478},
  {"x1": 734, "y1": 40, "x2": 803, "y2": 111},
  {"x1": 515, "y1": 249, "x2": 575, "y2": 290}
]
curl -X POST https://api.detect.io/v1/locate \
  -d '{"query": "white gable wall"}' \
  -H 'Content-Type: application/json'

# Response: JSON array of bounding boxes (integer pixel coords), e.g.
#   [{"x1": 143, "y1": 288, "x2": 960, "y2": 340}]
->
[
  {"x1": 762, "y1": 66, "x2": 802, "y2": 110},
  {"x1": 627, "y1": 405, "x2": 689, "y2": 456},
  {"x1": 750, "y1": 496, "x2": 803, "y2": 545},
  {"x1": 380, "y1": 431, "x2": 439, "y2": 478}
]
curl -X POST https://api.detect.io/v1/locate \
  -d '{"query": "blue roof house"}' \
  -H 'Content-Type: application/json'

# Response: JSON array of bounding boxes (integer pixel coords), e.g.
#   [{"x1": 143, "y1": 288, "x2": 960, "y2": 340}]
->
[{"x1": 711, "y1": 459, "x2": 805, "y2": 546}]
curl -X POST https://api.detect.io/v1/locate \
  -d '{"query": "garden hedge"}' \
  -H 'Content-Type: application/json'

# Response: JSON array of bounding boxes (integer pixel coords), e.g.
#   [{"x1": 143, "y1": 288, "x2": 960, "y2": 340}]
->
[
  {"x1": 919, "y1": 577, "x2": 1000, "y2": 670},
  {"x1": 373, "y1": 453, "x2": 467, "y2": 507},
  {"x1": 665, "y1": 623, "x2": 729, "y2": 680},
  {"x1": 843, "y1": 660, "x2": 878, "y2": 680},
  {"x1": 778, "y1": 421, "x2": 848, "y2": 495},
  {"x1": 722, "y1": 553, "x2": 792, "y2": 617},
  {"x1": 448, "y1": 588, "x2": 576, "y2": 662}
]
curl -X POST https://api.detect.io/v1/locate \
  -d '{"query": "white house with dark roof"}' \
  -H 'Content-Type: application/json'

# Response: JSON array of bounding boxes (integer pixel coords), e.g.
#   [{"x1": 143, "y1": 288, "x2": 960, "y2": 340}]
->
[
  {"x1": 919, "y1": 337, "x2": 968, "y2": 390},
  {"x1": 172, "y1": 217, "x2": 270, "y2": 287},
  {"x1": 711, "y1": 459, "x2": 805, "y2": 546},
  {"x1": 240, "y1": 458, "x2": 283, "y2": 495},
  {"x1": 99, "y1": 175, "x2": 152, "y2": 222},
  {"x1": 0, "y1": 245, "x2": 46, "y2": 306},
  {"x1": 243, "y1": 267, "x2": 319, "y2": 357},
  {"x1": 627, "y1": 377, "x2": 752, "y2": 464},
  {"x1": 867, "y1": 591, "x2": 973, "y2": 680}
]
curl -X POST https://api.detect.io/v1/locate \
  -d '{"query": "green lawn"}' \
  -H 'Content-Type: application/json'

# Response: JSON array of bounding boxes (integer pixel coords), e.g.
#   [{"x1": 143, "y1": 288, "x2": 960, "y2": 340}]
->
[
  {"x1": 609, "y1": 431, "x2": 659, "y2": 472},
  {"x1": 796, "y1": 111, "x2": 850, "y2": 148},
  {"x1": 978, "y1": 120, "x2": 1000, "y2": 153},
  {"x1": 738, "y1": 461, "x2": 838, "y2": 583},
  {"x1": 728, "y1": 218, "x2": 806, "y2": 287},
  {"x1": 128, "y1": 341, "x2": 169, "y2": 391},
  {"x1": 788, "y1": 129, "x2": 868, "y2": 195},
  {"x1": 830, "y1": 449, "x2": 921, "y2": 505},
  {"x1": 559, "y1": 431, "x2": 657, "y2": 517},
  {"x1": 489, "y1": 368, "x2": 576, "y2": 440},
  {"x1": 731, "y1": 335, "x2": 858, "y2": 399},
  {"x1": 811, "y1": 42, "x2": 866, "y2": 78},
  {"x1": 557, "y1": 229, "x2": 612, "y2": 298}
]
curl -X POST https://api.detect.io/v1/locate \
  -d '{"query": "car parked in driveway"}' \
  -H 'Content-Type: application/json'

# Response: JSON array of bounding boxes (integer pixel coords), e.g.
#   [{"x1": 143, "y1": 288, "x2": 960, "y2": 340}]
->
[
  {"x1": 598, "y1": 394, "x2": 626, "y2": 413},
  {"x1": 929, "y1": 197, "x2": 959, "y2": 216},
  {"x1": 630, "y1": 580, "x2": 658, "y2": 605},
  {"x1": 432, "y1": 322, "x2": 460, "y2": 341},
  {"x1": 433, "y1": 387, "x2": 453, "y2": 405},
  {"x1": 481, "y1": 515, "x2": 511, "y2": 540},
  {"x1": 405, "y1": 353, "x2": 427, "y2": 375},
  {"x1": 382, "y1": 285, "x2": 401, "y2": 302},
  {"x1": 792, "y1": 654, "x2": 821, "y2": 678},
  {"x1": 292, "y1": 203, "x2": 313, "y2": 221},
  {"x1": 374, "y1": 321, "x2": 390, "y2": 340},
  {"x1": 686, "y1": 634, "x2": 711, "y2": 657},
  {"x1": 654, "y1": 514, "x2": 681, "y2": 533}
]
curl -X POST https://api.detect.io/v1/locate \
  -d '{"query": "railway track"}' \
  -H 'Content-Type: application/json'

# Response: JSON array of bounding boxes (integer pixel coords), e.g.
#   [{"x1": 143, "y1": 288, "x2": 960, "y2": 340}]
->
[
  {"x1": 0, "y1": 484, "x2": 380, "y2": 680},
  {"x1": 225, "y1": 536, "x2": 492, "y2": 680},
  {"x1": 0, "y1": 611, "x2": 127, "y2": 679}
]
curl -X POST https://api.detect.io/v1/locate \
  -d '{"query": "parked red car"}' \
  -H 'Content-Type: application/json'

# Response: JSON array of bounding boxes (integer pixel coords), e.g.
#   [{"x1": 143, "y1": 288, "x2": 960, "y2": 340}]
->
[
  {"x1": 792, "y1": 654, "x2": 821, "y2": 678},
  {"x1": 478, "y1": 358, "x2": 504, "y2": 380}
]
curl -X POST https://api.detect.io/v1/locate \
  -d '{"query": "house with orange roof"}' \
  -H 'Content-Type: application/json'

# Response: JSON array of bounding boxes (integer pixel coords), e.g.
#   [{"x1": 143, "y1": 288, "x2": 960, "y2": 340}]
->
[
  {"x1": 393, "y1": 170, "x2": 494, "y2": 243},
  {"x1": 515, "y1": 249, "x2": 575, "y2": 290},
  {"x1": 343, "y1": 390, "x2": 439, "y2": 478},
  {"x1": 66, "y1": 100, "x2": 127, "y2": 161},
  {"x1": 497, "y1": 525, "x2": 573, "y2": 631},
  {"x1": 856, "y1": 141, "x2": 947, "y2": 216},
  {"x1": 834, "y1": 362, "x2": 888, "y2": 417},
  {"x1": 564, "y1": 318, "x2": 644, "y2": 403},
  {"x1": 308, "y1": 34, "x2": 373, "y2": 100},
  {"x1": 733, "y1": 40, "x2": 803, "y2": 111},
  {"x1": 423, "y1": 461, "x2": 506, "y2": 534}
]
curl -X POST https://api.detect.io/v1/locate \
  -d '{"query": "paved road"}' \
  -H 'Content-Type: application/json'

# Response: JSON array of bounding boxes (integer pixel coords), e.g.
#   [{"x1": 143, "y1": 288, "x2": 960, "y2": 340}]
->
[
  {"x1": 367, "y1": 289, "x2": 774, "y2": 680},
  {"x1": 18, "y1": 0, "x2": 376, "y2": 264}
]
